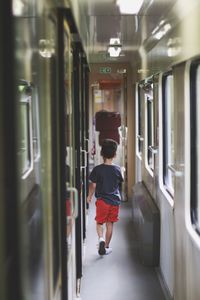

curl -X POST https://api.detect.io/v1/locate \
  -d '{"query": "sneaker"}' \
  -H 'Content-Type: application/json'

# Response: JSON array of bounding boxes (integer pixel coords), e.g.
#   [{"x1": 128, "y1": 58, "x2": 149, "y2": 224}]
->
[
  {"x1": 105, "y1": 247, "x2": 112, "y2": 255},
  {"x1": 98, "y1": 238, "x2": 106, "y2": 255}
]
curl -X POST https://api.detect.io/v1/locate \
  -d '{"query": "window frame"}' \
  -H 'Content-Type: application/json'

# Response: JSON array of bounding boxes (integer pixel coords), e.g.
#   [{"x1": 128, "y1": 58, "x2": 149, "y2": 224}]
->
[
  {"x1": 185, "y1": 59, "x2": 200, "y2": 249},
  {"x1": 32, "y1": 88, "x2": 40, "y2": 162},
  {"x1": 18, "y1": 81, "x2": 33, "y2": 179},
  {"x1": 158, "y1": 72, "x2": 174, "y2": 207},
  {"x1": 144, "y1": 82, "x2": 154, "y2": 176},
  {"x1": 189, "y1": 60, "x2": 200, "y2": 234},
  {"x1": 162, "y1": 72, "x2": 175, "y2": 198},
  {"x1": 136, "y1": 83, "x2": 143, "y2": 159}
]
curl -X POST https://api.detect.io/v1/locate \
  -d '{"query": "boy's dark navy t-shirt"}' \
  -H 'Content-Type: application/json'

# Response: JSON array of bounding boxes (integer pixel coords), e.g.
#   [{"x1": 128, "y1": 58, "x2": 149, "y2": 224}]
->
[{"x1": 89, "y1": 163, "x2": 124, "y2": 206}]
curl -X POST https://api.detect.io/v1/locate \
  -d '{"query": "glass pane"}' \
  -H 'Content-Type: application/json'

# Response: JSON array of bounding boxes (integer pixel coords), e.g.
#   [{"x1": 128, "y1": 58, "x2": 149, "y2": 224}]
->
[
  {"x1": 32, "y1": 89, "x2": 40, "y2": 160},
  {"x1": 163, "y1": 75, "x2": 174, "y2": 196},
  {"x1": 138, "y1": 88, "x2": 142, "y2": 153},
  {"x1": 147, "y1": 100, "x2": 153, "y2": 168},
  {"x1": 63, "y1": 21, "x2": 76, "y2": 261},
  {"x1": 145, "y1": 85, "x2": 154, "y2": 171},
  {"x1": 196, "y1": 66, "x2": 200, "y2": 226},
  {"x1": 19, "y1": 100, "x2": 31, "y2": 175},
  {"x1": 136, "y1": 85, "x2": 142, "y2": 155}
]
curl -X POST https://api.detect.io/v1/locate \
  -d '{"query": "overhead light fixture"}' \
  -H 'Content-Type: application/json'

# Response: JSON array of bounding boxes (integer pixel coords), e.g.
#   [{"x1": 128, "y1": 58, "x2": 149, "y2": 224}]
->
[
  {"x1": 117, "y1": 68, "x2": 127, "y2": 74},
  {"x1": 116, "y1": 0, "x2": 143, "y2": 14},
  {"x1": 152, "y1": 21, "x2": 172, "y2": 40},
  {"x1": 12, "y1": 0, "x2": 25, "y2": 16},
  {"x1": 167, "y1": 37, "x2": 182, "y2": 57},
  {"x1": 108, "y1": 38, "x2": 122, "y2": 57},
  {"x1": 39, "y1": 39, "x2": 55, "y2": 58}
]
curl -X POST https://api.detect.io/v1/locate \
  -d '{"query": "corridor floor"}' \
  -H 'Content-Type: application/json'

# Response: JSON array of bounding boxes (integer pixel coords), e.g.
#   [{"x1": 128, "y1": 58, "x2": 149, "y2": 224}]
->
[{"x1": 80, "y1": 200, "x2": 167, "y2": 300}]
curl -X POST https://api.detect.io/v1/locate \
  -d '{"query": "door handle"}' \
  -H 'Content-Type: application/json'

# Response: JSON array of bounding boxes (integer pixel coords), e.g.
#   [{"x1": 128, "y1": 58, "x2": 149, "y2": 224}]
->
[
  {"x1": 81, "y1": 149, "x2": 87, "y2": 169},
  {"x1": 168, "y1": 165, "x2": 183, "y2": 177},
  {"x1": 148, "y1": 145, "x2": 158, "y2": 154},
  {"x1": 66, "y1": 186, "x2": 78, "y2": 219}
]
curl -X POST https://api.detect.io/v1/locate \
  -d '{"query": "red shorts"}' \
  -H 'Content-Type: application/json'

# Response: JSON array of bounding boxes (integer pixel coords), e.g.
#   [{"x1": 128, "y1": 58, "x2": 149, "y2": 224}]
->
[{"x1": 95, "y1": 198, "x2": 119, "y2": 224}]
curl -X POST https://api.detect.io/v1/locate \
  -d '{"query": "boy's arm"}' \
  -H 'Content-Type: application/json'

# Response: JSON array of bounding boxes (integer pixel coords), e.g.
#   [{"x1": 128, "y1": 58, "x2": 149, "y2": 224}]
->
[
  {"x1": 120, "y1": 166, "x2": 125, "y2": 181},
  {"x1": 87, "y1": 182, "x2": 96, "y2": 203}
]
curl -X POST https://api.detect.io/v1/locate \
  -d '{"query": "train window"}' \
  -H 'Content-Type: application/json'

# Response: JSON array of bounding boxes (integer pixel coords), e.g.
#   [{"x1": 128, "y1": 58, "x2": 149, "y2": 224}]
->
[
  {"x1": 145, "y1": 83, "x2": 154, "y2": 173},
  {"x1": 190, "y1": 63, "x2": 200, "y2": 232},
  {"x1": 18, "y1": 82, "x2": 33, "y2": 177},
  {"x1": 32, "y1": 88, "x2": 40, "y2": 161},
  {"x1": 162, "y1": 73, "x2": 174, "y2": 198},
  {"x1": 136, "y1": 84, "x2": 143, "y2": 158}
]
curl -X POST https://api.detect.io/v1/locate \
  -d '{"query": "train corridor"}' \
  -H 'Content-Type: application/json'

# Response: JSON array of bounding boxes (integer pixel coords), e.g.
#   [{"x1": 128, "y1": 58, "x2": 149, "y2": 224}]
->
[{"x1": 80, "y1": 200, "x2": 166, "y2": 300}]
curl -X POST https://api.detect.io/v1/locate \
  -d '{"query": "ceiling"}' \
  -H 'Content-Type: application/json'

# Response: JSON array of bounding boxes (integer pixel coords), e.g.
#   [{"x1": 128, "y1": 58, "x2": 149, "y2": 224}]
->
[{"x1": 83, "y1": 0, "x2": 177, "y2": 64}]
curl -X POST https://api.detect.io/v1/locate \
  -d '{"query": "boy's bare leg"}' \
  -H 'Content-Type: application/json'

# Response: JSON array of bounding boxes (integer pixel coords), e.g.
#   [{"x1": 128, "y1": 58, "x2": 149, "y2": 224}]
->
[
  {"x1": 96, "y1": 222, "x2": 103, "y2": 239},
  {"x1": 96, "y1": 222, "x2": 106, "y2": 255},
  {"x1": 105, "y1": 222, "x2": 113, "y2": 248}
]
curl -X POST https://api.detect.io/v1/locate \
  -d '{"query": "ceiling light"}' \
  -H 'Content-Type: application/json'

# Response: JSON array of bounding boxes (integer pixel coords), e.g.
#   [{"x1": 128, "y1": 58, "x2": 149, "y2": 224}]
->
[
  {"x1": 108, "y1": 38, "x2": 122, "y2": 57},
  {"x1": 109, "y1": 38, "x2": 121, "y2": 45},
  {"x1": 12, "y1": 0, "x2": 25, "y2": 16},
  {"x1": 167, "y1": 37, "x2": 182, "y2": 57},
  {"x1": 116, "y1": 0, "x2": 143, "y2": 14},
  {"x1": 39, "y1": 39, "x2": 55, "y2": 58},
  {"x1": 153, "y1": 23, "x2": 172, "y2": 40},
  {"x1": 108, "y1": 47, "x2": 122, "y2": 57}
]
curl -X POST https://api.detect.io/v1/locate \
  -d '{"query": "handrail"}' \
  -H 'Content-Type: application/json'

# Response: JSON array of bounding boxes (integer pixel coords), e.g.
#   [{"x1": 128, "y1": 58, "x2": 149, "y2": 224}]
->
[{"x1": 168, "y1": 164, "x2": 183, "y2": 177}]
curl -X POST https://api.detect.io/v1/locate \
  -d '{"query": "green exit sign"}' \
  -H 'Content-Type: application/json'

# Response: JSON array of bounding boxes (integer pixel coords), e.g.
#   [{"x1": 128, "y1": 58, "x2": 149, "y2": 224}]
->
[{"x1": 99, "y1": 67, "x2": 111, "y2": 74}]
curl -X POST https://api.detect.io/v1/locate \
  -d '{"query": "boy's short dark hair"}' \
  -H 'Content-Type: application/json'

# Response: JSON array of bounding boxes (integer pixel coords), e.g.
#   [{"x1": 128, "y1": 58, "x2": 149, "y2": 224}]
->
[{"x1": 100, "y1": 139, "x2": 118, "y2": 159}]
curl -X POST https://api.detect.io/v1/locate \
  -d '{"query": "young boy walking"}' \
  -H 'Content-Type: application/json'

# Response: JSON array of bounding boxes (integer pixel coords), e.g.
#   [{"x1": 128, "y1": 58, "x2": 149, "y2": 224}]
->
[{"x1": 87, "y1": 139, "x2": 124, "y2": 255}]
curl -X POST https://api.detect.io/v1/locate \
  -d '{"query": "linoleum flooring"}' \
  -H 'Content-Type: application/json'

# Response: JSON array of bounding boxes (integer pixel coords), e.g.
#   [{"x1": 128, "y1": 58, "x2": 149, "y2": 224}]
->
[{"x1": 80, "y1": 200, "x2": 166, "y2": 300}]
